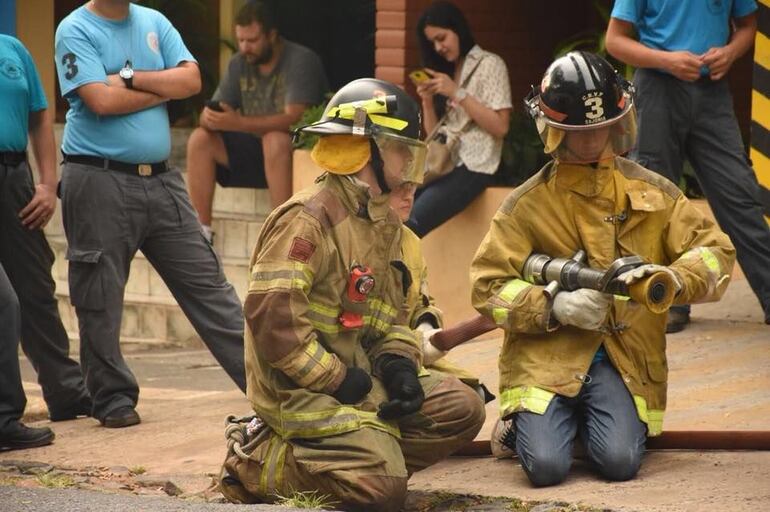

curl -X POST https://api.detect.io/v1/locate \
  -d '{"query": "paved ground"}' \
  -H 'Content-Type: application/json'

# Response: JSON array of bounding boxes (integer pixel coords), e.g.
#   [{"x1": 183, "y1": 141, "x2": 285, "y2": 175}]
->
[{"x1": 0, "y1": 280, "x2": 767, "y2": 511}]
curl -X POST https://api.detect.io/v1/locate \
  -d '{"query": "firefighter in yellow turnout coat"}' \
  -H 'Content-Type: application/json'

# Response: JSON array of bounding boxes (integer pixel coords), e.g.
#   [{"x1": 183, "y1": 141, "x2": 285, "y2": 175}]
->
[
  {"x1": 221, "y1": 79, "x2": 484, "y2": 511},
  {"x1": 471, "y1": 52, "x2": 735, "y2": 487}
]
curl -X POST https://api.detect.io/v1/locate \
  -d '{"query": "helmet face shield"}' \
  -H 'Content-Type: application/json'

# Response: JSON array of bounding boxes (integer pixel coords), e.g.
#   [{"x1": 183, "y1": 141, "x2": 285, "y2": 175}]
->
[
  {"x1": 373, "y1": 132, "x2": 426, "y2": 187},
  {"x1": 524, "y1": 57, "x2": 636, "y2": 163},
  {"x1": 524, "y1": 52, "x2": 638, "y2": 164},
  {"x1": 529, "y1": 105, "x2": 638, "y2": 163}
]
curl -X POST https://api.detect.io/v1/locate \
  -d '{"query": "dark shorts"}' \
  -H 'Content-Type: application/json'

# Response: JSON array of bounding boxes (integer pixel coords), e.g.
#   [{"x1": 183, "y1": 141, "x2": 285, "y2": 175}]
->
[{"x1": 215, "y1": 131, "x2": 267, "y2": 188}]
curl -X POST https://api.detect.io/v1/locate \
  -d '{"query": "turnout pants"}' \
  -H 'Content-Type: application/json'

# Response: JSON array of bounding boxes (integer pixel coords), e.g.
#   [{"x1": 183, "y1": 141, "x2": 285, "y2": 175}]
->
[
  {"x1": 221, "y1": 372, "x2": 486, "y2": 512},
  {"x1": 0, "y1": 160, "x2": 89, "y2": 417},
  {"x1": 632, "y1": 68, "x2": 770, "y2": 318},
  {"x1": 60, "y1": 163, "x2": 246, "y2": 420}
]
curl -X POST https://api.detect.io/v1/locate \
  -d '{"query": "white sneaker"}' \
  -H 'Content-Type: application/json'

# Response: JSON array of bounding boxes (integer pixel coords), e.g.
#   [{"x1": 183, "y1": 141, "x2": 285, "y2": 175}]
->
[{"x1": 490, "y1": 416, "x2": 516, "y2": 459}]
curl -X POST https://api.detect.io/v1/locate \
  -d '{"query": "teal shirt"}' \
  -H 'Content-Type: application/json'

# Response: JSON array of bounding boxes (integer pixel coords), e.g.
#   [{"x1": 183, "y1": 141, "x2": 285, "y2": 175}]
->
[
  {"x1": 55, "y1": 4, "x2": 196, "y2": 163},
  {"x1": 0, "y1": 35, "x2": 47, "y2": 152},
  {"x1": 611, "y1": 0, "x2": 757, "y2": 74}
]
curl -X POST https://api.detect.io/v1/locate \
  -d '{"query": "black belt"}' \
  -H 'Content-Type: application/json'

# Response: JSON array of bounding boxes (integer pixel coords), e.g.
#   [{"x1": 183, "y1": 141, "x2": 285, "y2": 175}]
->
[
  {"x1": 0, "y1": 151, "x2": 27, "y2": 166},
  {"x1": 63, "y1": 154, "x2": 169, "y2": 176}
]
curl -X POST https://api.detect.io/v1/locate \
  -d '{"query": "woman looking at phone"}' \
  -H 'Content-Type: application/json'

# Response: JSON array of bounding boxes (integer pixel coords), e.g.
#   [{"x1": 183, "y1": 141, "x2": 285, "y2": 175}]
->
[{"x1": 408, "y1": 0, "x2": 512, "y2": 237}]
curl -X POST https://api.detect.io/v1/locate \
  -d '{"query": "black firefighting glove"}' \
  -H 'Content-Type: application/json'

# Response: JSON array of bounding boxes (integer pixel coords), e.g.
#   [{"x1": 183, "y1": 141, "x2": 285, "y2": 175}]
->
[
  {"x1": 376, "y1": 354, "x2": 424, "y2": 420},
  {"x1": 332, "y1": 367, "x2": 372, "y2": 404}
]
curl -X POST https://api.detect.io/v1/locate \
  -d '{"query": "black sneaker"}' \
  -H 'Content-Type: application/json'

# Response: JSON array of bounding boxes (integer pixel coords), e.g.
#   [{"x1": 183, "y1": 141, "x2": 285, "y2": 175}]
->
[
  {"x1": 0, "y1": 422, "x2": 55, "y2": 451},
  {"x1": 666, "y1": 308, "x2": 690, "y2": 334},
  {"x1": 49, "y1": 396, "x2": 93, "y2": 422},
  {"x1": 100, "y1": 406, "x2": 141, "y2": 428}
]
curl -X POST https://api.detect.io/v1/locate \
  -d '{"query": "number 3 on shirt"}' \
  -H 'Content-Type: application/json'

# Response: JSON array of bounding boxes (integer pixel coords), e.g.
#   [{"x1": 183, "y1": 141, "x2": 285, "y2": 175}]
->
[
  {"x1": 584, "y1": 96, "x2": 604, "y2": 120},
  {"x1": 62, "y1": 53, "x2": 78, "y2": 80}
]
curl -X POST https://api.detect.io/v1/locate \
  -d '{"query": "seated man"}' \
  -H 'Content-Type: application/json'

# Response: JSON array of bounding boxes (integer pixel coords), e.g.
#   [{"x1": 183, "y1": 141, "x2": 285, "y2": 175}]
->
[
  {"x1": 471, "y1": 52, "x2": 735, "y2": 486},
  {"x1": 186, "y1": 1, "x2": 328, "y2": 241},
  {"x1": 220, "y1": 78, "x2": 485, "y2": 511}
]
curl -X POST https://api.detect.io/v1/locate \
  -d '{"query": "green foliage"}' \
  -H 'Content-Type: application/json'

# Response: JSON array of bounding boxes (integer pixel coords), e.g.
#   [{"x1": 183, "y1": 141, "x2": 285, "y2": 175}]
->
[
  {"x1": 497, "y1": 109, "x2": 550, "y2": 186},
  {"x1": 291, "y1": 97, "x2": 332, "y2": 150}
]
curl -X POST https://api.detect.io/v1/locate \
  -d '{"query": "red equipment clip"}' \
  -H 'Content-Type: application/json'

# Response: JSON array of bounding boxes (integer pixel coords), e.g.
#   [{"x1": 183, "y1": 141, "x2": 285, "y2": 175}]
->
[{"x1": 339, "y1": 265, "x2": 375, "y2": 329}]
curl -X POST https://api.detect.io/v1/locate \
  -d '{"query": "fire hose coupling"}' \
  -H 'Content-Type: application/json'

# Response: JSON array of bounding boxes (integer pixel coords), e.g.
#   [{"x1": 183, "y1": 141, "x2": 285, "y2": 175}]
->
[
  {"x1": 523, "y1": 251, "x2": 678, "y2": 314},
  {"x1": 339, "y1": 264, "x2": 376, "y2": 329}
]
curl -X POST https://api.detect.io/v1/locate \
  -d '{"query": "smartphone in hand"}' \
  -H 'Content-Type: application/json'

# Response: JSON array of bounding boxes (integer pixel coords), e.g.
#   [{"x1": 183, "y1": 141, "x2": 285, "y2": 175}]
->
[
  {"x1": 408, "y1": 69, "x2": 431, "y2": 86},
  {"x1": 205, "y1": 99, "x2": 224, "y2": 112}
]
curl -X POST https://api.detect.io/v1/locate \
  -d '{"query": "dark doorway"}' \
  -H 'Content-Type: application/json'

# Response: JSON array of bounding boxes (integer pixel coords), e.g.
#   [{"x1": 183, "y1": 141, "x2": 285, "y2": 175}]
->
[{"x1": 265, "y1": 0, "x2": 375, "y2": 92}]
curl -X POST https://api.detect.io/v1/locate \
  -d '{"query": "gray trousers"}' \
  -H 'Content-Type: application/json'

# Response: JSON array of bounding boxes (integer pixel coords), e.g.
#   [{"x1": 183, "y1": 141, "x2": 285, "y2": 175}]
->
[
  {"x1": 0, "y1": 262, "x2": 25, "y2": 432},
  {"x1": 0, "y1": 161, "x2": 89, "y2": 417},
  {"x1": 60, "y1": 163, "x2": 246, "y2": 420},
  {"x1": 513, "y1": 359, "x2": 647, "y2": 487},
  {"x1": 631, "y1": 68, "x2": 770, "y2": 319}
]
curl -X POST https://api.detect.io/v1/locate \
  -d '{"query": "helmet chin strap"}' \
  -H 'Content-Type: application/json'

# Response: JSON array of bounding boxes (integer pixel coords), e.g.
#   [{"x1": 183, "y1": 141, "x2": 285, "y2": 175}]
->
[{"x1": 369, "y1": 140, "x2": 391, "y2": 194}]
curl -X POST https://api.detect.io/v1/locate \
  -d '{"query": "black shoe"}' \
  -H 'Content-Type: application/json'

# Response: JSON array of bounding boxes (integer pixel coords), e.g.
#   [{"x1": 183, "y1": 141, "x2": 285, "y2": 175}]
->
[
  {"x1": 0, "y1": 422, "x2": 55, "y2": 451},
  {"x1": 49, "y1": 396, "x2": 93, "y2": 422},
  {"x1": 100, "y1": 406, "x2": 141, "y2": 428},
  {"x1": 666, "y1": 309, "x2": 690, "y2": 334}
]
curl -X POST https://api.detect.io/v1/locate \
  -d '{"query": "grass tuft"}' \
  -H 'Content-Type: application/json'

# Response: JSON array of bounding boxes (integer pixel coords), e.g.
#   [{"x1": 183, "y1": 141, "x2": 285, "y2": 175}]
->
[
  {"x1": 129, "y1": 466, "x2": 147, "y2": 475},
  {"x1": 273, "y1": 489, "x2": 339, "y2": 509},
  {"x1": 36, "y1": 472, "x2": 75, "y2": 489}
]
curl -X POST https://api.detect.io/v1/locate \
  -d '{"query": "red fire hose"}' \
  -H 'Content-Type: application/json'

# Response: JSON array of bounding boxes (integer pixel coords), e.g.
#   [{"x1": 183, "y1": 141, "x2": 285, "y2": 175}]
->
[{"x1": 455, "y1": 431, "x2": 770, "y2": 457}]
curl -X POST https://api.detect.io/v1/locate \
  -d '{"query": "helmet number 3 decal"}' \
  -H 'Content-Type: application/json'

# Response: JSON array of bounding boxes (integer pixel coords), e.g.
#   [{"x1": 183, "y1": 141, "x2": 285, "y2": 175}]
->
[{"x1": 584, "y1": 96, "x2": 605, "y2": 120}]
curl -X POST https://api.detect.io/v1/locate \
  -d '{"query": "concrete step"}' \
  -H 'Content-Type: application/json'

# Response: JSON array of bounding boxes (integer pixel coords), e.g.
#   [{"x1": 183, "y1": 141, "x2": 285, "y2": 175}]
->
[
  {"x1": 49, "y1": 233, "x2": 250, "y2": 348},
  {"x1": 55, "y1": 283, "x2": 204, "y2": 350},
  {"x1": 48, "y1": 235, "x2": 251, "y2": 300}
]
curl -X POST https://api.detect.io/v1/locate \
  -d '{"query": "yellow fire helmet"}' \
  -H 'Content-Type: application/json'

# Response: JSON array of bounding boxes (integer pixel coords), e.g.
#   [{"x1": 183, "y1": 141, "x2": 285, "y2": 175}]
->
[{"x1": 296, "y1": 78, "x2": 426, "y2": 188}]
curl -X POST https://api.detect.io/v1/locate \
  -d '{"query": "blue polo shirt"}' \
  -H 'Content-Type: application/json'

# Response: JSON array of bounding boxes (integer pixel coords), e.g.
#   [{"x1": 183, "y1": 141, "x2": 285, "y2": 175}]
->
[
  {"x1": 55, "y1": 4, "x2": 196, "y2": 163},
  {"x1": 611, "y1": 0, "x2": 758, "y2": 56},
  {"x1": 0, "y1": 35, "x2": 47, "y2": 152}
]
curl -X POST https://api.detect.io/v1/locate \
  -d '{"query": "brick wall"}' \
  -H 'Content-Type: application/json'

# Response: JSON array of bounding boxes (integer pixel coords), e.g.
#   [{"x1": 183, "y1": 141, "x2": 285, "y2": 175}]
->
[{"x1": 375, "y1": 0, "x2": 754, "y2": 140}]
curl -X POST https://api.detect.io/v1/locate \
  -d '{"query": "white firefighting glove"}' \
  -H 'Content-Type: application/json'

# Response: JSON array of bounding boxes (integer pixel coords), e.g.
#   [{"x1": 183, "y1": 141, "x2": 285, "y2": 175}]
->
[
  {"x1": 552, "y1": 289, "x2": 613, "y2": 331},
  {"x1": 616, "y1": 264, "x2": 683, "y2": 295},
  {"x1": 417, "y1": 322, "x2": 446, "y2": 365}
]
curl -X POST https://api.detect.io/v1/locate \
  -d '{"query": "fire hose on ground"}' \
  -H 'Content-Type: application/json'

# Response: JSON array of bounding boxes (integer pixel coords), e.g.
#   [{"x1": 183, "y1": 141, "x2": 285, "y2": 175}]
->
[{"x1": 427, "y1": 252, "x2": 770, "y2": 453}]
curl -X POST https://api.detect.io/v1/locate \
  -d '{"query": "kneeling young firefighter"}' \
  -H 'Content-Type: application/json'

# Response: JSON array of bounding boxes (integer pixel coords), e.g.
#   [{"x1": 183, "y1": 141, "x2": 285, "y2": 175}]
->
[
  {"x1": 220, "y1": 78, "x2": 485, "y2": 511},
  {"x1": 471, "y1": 52, "x2": 735, "y2": 487}
]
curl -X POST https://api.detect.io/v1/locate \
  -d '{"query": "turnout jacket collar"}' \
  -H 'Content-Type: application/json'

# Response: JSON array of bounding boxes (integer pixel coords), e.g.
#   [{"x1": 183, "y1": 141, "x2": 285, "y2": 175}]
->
[
  {"x1": 555, "y1": 160, "x2": 615, "y2": 198},
  {"x1": 332, "y1": 174, "x2": 393, "y2": 223}
]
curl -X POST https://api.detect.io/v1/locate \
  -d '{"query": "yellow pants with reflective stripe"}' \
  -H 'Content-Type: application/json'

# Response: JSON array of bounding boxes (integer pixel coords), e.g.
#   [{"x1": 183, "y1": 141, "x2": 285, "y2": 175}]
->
[{"x1": 221, "y1": 371, "x2": 485, "y2": 511}]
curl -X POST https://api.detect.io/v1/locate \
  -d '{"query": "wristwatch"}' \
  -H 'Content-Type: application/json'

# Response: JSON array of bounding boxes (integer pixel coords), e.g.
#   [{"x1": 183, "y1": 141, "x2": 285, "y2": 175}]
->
[
  {"x1": 453, "y1": 87, "x2": 468, "y2": 102},
  {"x1": 119, "y1": 60, "x2": 134, "y2": 89}
]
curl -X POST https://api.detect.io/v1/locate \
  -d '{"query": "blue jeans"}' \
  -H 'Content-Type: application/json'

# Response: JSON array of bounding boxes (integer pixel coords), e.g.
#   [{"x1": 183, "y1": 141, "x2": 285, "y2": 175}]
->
[
  {"x1": 406, "y1": 164, "x2": 492, "y2": 238},
  {"x1": 513, "y1": 359, "x2": 647, "y2": 486}
]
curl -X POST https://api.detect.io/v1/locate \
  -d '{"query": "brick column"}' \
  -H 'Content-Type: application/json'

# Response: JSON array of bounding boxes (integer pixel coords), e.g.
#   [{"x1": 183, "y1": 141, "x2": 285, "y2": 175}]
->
[{"x1": 375, "y1": 0, "x2": 427, "y2": 87}]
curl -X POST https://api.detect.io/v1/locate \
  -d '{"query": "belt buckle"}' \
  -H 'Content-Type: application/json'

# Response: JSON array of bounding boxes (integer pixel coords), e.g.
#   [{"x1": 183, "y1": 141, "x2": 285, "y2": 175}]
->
[{"x1": 138, "y1": 164, "x2": 152, "y2": 177}]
